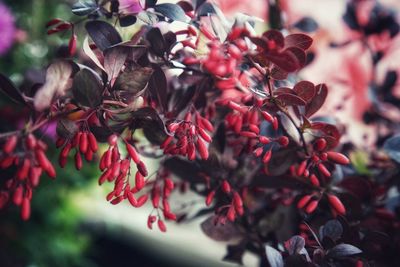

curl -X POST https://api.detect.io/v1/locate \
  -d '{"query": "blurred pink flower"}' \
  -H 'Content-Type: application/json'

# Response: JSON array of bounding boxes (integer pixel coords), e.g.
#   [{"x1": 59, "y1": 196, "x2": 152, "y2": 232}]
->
[
  {"x1": 0, "y1": 2, "x2": 16, "y2": 56},
  {"x1": 119, "y1": 0, "x2": 143, "y2": 13},
  {"x1": 215, "y1": 0, "x2": 268, "y2": 19}
]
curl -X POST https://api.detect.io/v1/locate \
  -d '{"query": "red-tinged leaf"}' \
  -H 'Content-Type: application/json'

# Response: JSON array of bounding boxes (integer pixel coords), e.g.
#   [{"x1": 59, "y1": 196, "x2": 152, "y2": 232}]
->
[
  {"x1": 104, "y1": 45, "x2": 130, "y2": 82},
  {"x1": 285, "y1": 46, "x2": 306, "y2": 66},
  {"x1": 305, "y1": 83, "x2": 328, "y2": 117},
  {"x1": 270, "y1": 66, "x2": 288, "y2": 80},
  {"x1": 68, "y1": 34, "x2": 77, "y2": 56},
  {"x1": 262, "y1": 30, "x2": 285, "y2": 49},
  {"x1": 284, "y1": 33, "x2": 313, "y2": 50},
  {"x1": 265, "y1": 50, "x2": 299, "y2": 72},
  {"x1": 276, "y1": 93, "x2": 306, "y2": 106},
  {"x1": 293, "y1": 81, "x2": 315, "y2": 103},
  {"x1": 310, "y1": 122, "x2": 340, "y2": 141},
  {"x1": 85, "y1": 20, "x2": 122, "y2": 51},
  {"x1": 274, "y1": 87, "x2": 293, "y2": 95},
  {"x1": 0, "y1": 73, "x2": 25, "y2": 104}
]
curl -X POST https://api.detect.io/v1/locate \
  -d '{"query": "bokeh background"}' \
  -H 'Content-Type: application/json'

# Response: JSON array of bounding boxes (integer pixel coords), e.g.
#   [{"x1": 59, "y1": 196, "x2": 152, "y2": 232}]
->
[{"x1": 0, "y1": 0, "x2": 399, "y2": 266}]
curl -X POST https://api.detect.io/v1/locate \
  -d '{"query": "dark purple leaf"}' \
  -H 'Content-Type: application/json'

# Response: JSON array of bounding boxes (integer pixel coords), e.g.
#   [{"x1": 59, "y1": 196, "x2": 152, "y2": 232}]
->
[
  {"x1": 270, "y1": 67, "x2": 288, "y2": 80},
  {"x1": 177, "y1": 1, "x2": 193, "y2": 12},
  {"x1": 201, "y1": 216, "x2": 241, "y2": 241},
  {"x1": 263, "y1": 30, "x2": 285, "y2": 49},
  {"x1": 130, "y1": 107, "x2": 168, "y2": 144},
  {"x1": 0, "y1": 73, "x2": 25, "y2": 104},
  {"x1": 154, "y1": 3, "x2": 188, "y2": 22},
  {"x1": 293, "y1": 81, "x2": 315, "y2": 103},
  {"x1": 223, "y1": 242, "x2": 246, "y2": 265},
  {"x1": 145, "y1": 0, "x2": 157, "y2": 8},
  {"x1": 148, "y1": 66, "x2": 167, "y2": 112},
  {"x1": 327, "y1": 244, "x2": 362, "y2": 258},
  {"x1": 196, "y1": 2, "x2": 216, "y2": 16},
  {"x1": 146, "y1": 27, "x2": 166, "y2": 57},
  {"x1": 276, "y1": 93, "x2": 306, "y2": 106},
  {"x1": 104, "y1": 45, "x2": 130, "y2": 81},
  {"x1": 293, "y1": 17, "x2": 319, "y2": 32},
  {"x1": 85, "y1": 20, "x2": 122, "y2": 51},
  {"x1": 265, "y1": 50, "x2": 299, "y2": 72},
  {"x1": 56, "y1": 119, "x2": 78, "y2": 139},
  {"x1": 72, "y1": 69, "x2": 103, "y2": 107},
  {"x1": 113, "y1": 65, "x2": 153, "y2": 97},
  {"x1": 164, "y1": 157, "x2": 204, "y2": 184},
  {"x1": 286, "y1": 46, "x2": 306, "y2": 67},
  {"x1": 305, "y1": 83, "x2": 328, "y2": 117},
  {"x1": 285, "y1": 235, "x2": 305, "y2": 255},
  {"x1": 383, "y1": 135, "x2": 400, "y2": 163},
  {"x1": 285, "y1": 33, "x2": 313, "y2": 50},
  {"x1": 119, "y1": 14, "x2": 137, "y2": 27},
  {"x1": 265, "y1": 245, "x2": 284, "y2": 267},
  {"x1": 320, "y1": 220, "x2": 343, "y2": 242}
]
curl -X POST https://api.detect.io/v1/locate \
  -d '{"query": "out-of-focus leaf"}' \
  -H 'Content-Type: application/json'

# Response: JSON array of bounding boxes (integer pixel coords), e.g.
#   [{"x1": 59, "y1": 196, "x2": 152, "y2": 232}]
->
[
  {"x1": 383, "y1": 135, "x2": 400, "y2": 163},
  {"x1": 164, "y1": 157, "x2": 204, "y2": 183},
  {"x1": 223, "y1": 242, "x2": 246, "y2": 265},
  {"x1": 286, "y1": 46, "x2": 306, "y2": 66},
  {"x1": 104, "y1": 45, "x2": 130, "y2": 82},
  {"x1": 284, "y1": 235, "x2": 305, "y2": 255},
  {"x1": 72, "y1": 69, "x2": 103, "y2": 107},
  {"x1": 320, "y1": 220, "x2": 343, "y2": 242},
  {"x1": 56, "y1": 119, "x2": 78, "y2": 139},
  {"x1": 85, "y1": 21, "x2": 122, "y2": 51},
  {"x1": 146, "y1": 27, "x2": 166, "y2": 57},
  {"x1": 349, "y1": 150, "x2": 371, "y2": 175},
  {"x1": 145, "y1": 0, "x2": 158, "y2": 8},
  {"x1": 265, "y1": 245, "x2": 284, "y2": 267},
  {"x1": 293, "y1": 81, "x2": 315, "y2": 103},
  {"x1": 34, "y1": 61, "x2": 73, "y2": 111},
  {"x1": 285, "y1": 33, "x2": 313, "y2": 50},
  {"x1": 305, "y1": 83, "x2": 328, "y2": 117},
  {"x1": 0, "y1": 73, "x2": 25, "y2": 104},
  {"x1": 276, "y1": 93, "x2": 306, "y2": 106},
  {"x1": 130, "y1": 107, "x2": 168, "y2": 145},
  {"x1": 148, "y1": 66, "x2": 167, "y2": 112},
  {"x1": 327, "y1": 244, "x2": 362, "y2": 258},
  {"x1": 201, "y1": 216, "x2": 241, "y2": 241},
  {"x1": 72, "y1": 0, "x2": 98, "y2": 16},
  {"x1": 154, "y1": 3, "x2": 188, "y2": 22},
  {"x1": 293, "y1": 17, "x2": 319, "y2": 32},
  {"x1": 113, "y1": 65, "x2": 153, "y2": 97},
  {"x1": 119, "y1": 15, "x2": 137, "y2": 27}
]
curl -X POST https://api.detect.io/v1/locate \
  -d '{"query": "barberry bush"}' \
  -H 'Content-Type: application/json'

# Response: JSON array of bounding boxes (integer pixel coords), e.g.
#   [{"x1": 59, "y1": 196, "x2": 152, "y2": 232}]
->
[{"x1": 0, "y1": 0, "x2": 400, "y2": 266}]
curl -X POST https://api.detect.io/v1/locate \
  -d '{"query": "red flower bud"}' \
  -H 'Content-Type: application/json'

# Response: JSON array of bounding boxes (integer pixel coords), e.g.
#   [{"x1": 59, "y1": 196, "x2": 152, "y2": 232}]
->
[
  {"x1": 13, "y1": 185, "x2": 23, "y2": 205},
  {"x1": 126, "y1": 143, "x2": 140, "y2": 164},
  {"x1": 327, "y1": 194, "x2": 346, "y2": 215},
  {"x1": 21, "y1": 197, "x2": 31, "y2": 221},
  {"x1": 108, "y1": 134, "x2": 118, "y2": 146},
  {"x1": 198, "y1": 127, "x2": 212, "y2": 143},
  {"x1": 75, "y1": 152, "x2": 82, "y2": 170},
  {"x1": 135, "y1": 171, "x2": 145, "y2": 190},
  {"x1": 262, "y1": 149, "x2": 272, "y2": 163},
  {"x1": 297, "y1": 160, "x2": 307, "y2": 176},
  {"x1": 326, "y1": 152, "x2": 350, "y2": 165},
  {"x1": 26, "y1": 134, "x2": 37, "y2": 149},
  {"x1": 206, "y1": 190, "x2": 215, "y2": 206},
  {"x1": 314, "y1": 138, "x2": 327, "y2": 151},
  {"x1": 318, "y1": 163, "x2": 331, "y2": 177},
  {"x1": 4, "y1": 135, "x2": 17, "y2": 154},
  {"x1": 127, "y1": 192, "x2": 137, "y2": 207},
  {"x1": 297, "y1": 195, "x2": 312, "y2": 209},
  {"x1": 278, "y1": 136, "x2": 289, "y2": 147},
  {"x1": 88, "y1": 132, "x2": 98, "y2": 152},
  {"x1": 222, "y1": 180, "x2": 231, "y2": 193},
  {"x1": 309, "y1": 174, "x2": 320, "y2": 187},
  {"x1": 305, "y1": 200, "x2": 319, "y2": 214},
  {"x1": 196, "y1": 138, "x2": 209, "y2": 160},
  {"x1": 157, "y1": 219, "x2": 167, "y2": 232}
]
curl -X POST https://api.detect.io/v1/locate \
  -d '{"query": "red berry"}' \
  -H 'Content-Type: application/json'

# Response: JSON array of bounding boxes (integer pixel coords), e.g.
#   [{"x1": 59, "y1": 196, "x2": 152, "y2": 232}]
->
[
  {"x1": 327, "y1": 194, "x2": 346, "y2": 215},
  {"x1": 326, "y1": 152, "x2": 350, "y2": 165}
]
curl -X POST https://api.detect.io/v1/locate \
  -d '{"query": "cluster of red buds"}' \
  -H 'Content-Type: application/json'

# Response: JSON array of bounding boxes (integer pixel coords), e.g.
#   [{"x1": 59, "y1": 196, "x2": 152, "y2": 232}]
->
[
  {"x1": 161, "y1": 112, "x2": 213, "y2": 161},
  {"x1": 205, "y1": 178, "x2": 245, "y2": 224},
  {"x1": 57, "y1": 130, "x2": 98, "y2": 170},
  {"x1": 0, "y1": 134, "x2": 56, "y2": 220}
]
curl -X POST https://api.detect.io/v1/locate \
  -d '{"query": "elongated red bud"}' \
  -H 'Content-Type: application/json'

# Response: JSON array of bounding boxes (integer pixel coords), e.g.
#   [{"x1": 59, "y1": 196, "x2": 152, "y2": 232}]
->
[
  {"x1": 75, "y1": 152, "x2": 82, "y2": 170},
  {"x1": 110, "y1": 196, "x2": 124, "y2": 205},
  {"x1": 327, "y1": 194, "x2": 346, "y2": 215},
  {"x1": 127, "y1": 192, "x2": 137, "y2": 207},
  {"x1": 88, "y1": 132, "x2": 98, "y2": 152},
  {"x1": 196, "y1": 138, "x2": 209, "y2": 160},
  {"x1": 136, "y1": 194, "x2": 148, "y2": 207},
  {"x1": 135, "y1": 171, "x2": 145, "y2": 190},
  {"x1": 21, "y1": 197, "x2": 31, "y2": 221},
  {"x1": 262, "y1": 149, "x2": 272, "y2": 163},
  {"x1": 261, "y1": 111, "x2": 274, "y2": 123},
  {"x1": 29, "y1": 167, "x2": 42, "y2": 187},
  {"x1": 4, "y1": 135, "x2": 17, "y2": 154},
  {"x1": 253, "y1": 147, "x2": 263, "y2": 157},
  {"x1": 314, "y1": 138, "x2": 327, "y2": 151},
  {"x1": 160, "y1": 136, "x2": 173, "y2": 149},
  {"x1": 56, "y1": 137, "x2": 65, "y2": 148},
  {"x1": 227, "y1": 205, "x2": 236, "y2": 222},
  {"x1": 147, "y1": 215, "x2": 157, "y2": 229},
  {"x1": 198, "y1": 127, "x2": 212, "y2": 143},
  {"x1": 297, "y1": 160, "x2": 307, "y2": 176},
  {"x1": 26, "y1": 134, "x2": 37, "y2": 149},
  {"x1": 126, "y1": 143, "x2": 140, "y2": 164},
  {"x1": 297, "y1": 195, "x2": 312, "y2": 209},
  {"x1": 233, "y1": 192, "x2": 243, "y2": 208},
  {"x1": 278, "y1": 136, "x2": 289, "y2": 147},
  {"x1": 108, "y1": 134, "x2": 118, "y2": 146},
  {"x1": 197, "y1": 116, "x2": 214, "y2": 132},
  {"x1": 318, "y1": 163, "x2": 331, "y2": 177},
  {"x1": 309, "y1": 174, "x2": 320, "y2": 187},
  {"x1": 305, "y1": 200, "x2": 319, "y2": 214},
  {"x1": 326, "y1": 152, "x2": 350, "y2": 165},
  {"x1": 98, "y1": 169, "x2": 112, "y2": 185},
  {"x1": 165, "y1": 178, "x2": 174, "y2": 190},
  {"x1": 61, "y1": 142, "x2": 72, "y2": 158},
  {"x1": 249, "y1": 124, "x2": 260, "y2": 134},
  {"x1": 151, "y1": 186, "x2": 160, "y2": 208},
  {"x1": 137, "y1": 161, "x2": 148, "y2": 177},
  {"x1": 158, "y1": 219, "x2": 167, "y2": 232},
  {"x1": 206, "y1": 190, "x2": 215, "y2": 206},
  {"x1": 13, "y1": 185, "x2": 23, "y2": 205},
  {"x1": 45, "y1": 18, "x2": 63, "y2": 28},
  {"x1": 85, "y1": 149, "x2": 93, "y2": 161},
  {"x1": 222, "y1": 180, "x2": 231, "y2": 193},
  {"x1": 68, "y1": 34, "x2": 77, "y2": 56},
  {"x1": 259, "y1": 136, "x2": 270, "y2": 144},
  {"x1": 240, "y1": 131, "x2": 258, "y2": 138},
  {"x1": 17, "y1": 158, "x2": 31, "y2": 180},
  {"x1": 272, "y1": 117, "x2": 279, "y2": 130}
]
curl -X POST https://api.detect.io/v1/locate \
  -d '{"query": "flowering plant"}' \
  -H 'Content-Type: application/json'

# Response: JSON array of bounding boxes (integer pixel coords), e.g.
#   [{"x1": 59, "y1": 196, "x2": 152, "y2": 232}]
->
[{"x1": 0, "y1": 0, "x2": 399, "y2": 266}]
